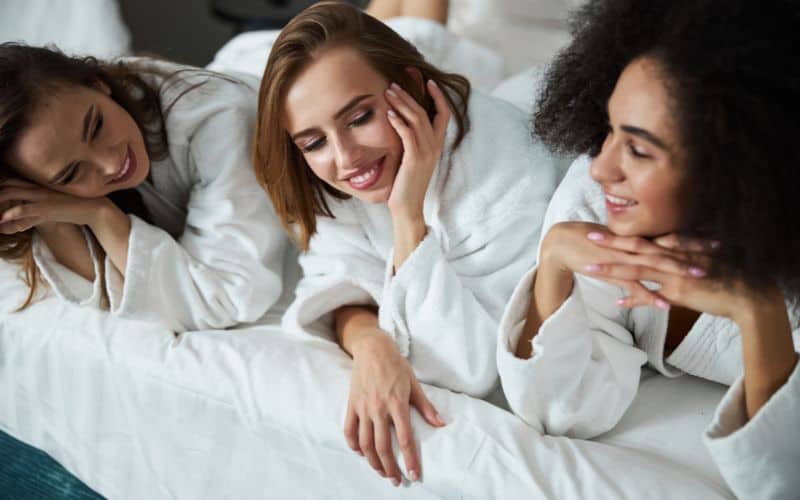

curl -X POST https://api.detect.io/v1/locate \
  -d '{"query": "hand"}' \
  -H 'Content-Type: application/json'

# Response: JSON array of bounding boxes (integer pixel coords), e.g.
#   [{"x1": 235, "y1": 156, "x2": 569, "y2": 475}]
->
[
  {"x1": 584, "y1": 232, "x2": 755, "y2": 319},
  {"x1": 385, "y1": 79, "x2": 451, "y2": 221},
  {"x1": 542, "y1": 222, "x2": 704, "y2": 309},
  {"x1": 344, "y1": 331, "x2": 445, "y2": 486},
  {"x1": 0, "y1": 178, "x2": 108, "y2": 234}
]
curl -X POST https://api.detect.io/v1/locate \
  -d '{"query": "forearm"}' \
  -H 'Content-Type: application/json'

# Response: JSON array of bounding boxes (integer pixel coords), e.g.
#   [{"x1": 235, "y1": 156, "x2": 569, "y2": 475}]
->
[
  {"x1": 35, "y1": 223, "x2": 96, "y2": 281},
  {"x1": 736, "y1": 295, "x2": 799, "y2": 419},
  {"x1": 391, "y1": 214, "x2": 426, "y2": 271},
  {"x1": 515, "y1": 260, "x2": 575, "y2": 359},
  {"x1": 88, "y1": 202, "x2": 131, "y2": 277},
  {"x1": 335, "y1": 305, "x2": 382, "y2": 357}
]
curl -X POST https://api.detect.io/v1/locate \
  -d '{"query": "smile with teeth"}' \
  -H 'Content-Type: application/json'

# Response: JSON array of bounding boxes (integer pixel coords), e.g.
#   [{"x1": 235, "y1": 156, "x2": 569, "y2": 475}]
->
[
  {"x1": 345, "y1": 157, "x2": 384, "y2": 190},
  {"x1": 113, "y1": 151, "x2": 131, "y2": 182},
  {"x1": 605, "y1": 193, "x2": 637, "y2": 207}
]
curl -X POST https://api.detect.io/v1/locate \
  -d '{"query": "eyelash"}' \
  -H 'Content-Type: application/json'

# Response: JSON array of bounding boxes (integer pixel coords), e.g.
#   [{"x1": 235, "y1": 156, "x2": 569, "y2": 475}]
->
[
  {"x1": 61, "y1": 113, "x2": 104, "y2": 185},
  {"x1": 301, "y1": 109, "x2": 374, "y2": 153},
  {"x1": 627, "y1": 142, "x2": 650, "y2": 159}
]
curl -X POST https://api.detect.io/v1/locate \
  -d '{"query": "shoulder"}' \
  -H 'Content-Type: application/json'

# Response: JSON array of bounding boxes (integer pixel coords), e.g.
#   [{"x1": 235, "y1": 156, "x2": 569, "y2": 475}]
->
[
  {"x1": 125, "y1": 57, "x2": 259, "y2": 145},
  {"x1": 543, "y1": 155, "x2": 606, "y2": 227}
]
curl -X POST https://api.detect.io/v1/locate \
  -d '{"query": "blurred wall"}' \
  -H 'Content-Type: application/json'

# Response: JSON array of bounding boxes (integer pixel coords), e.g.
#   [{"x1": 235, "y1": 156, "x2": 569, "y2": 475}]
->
[{"x1": 118, "y1": 0, "x2": 235, "y2": 66}]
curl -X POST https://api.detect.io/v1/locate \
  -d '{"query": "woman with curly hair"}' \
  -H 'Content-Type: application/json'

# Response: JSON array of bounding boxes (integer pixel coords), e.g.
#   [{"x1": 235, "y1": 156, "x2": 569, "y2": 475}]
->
[
  {"x1": 0, "y1": 44, "x2": 287, "y2": 330},
  {"x1": 254, "y1": 1, "x2": 559, "y2": 486},
  {"x1": 496, "y1": 1, "x2": 799, "y2": 497}
]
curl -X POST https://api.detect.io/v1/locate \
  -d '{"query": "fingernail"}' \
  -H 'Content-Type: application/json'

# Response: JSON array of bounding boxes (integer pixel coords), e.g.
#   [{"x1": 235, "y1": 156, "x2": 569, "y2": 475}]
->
[
  {"x1": 616, "y1": 298, "x2": 626, "y2": 306},
  {"x1": 408, "y1": 469, "x2": 418, "y2": 482},
  {"x1": 587, "y1": 232, "x2": 604, "y2": 241},
  {"x1": 386, "y1": 88, "x2": 397, "y2": 98},
  {"x1": 428, "y1": 79, "x2": 438, "y2": 88},
  {"x1": 688, "y1": 266, "x2": 706, "y2": 278},
  {"x1": 709, "y1": 240, "x2": 721, "y2": 249},
  {"x1": 435, "y1": 412, "x2": 446, "y2": 426},
  {"x1": 655, "y1": 299, "x2": 670, "y2": 310},
  {"x1": 391, "y1": 477, "x2": 400, "y2": 487},
  {"x1": 390, "y1": 82, "x2": 401, "y2": 91},
  {"x1": 584, "y1": 264, "x2": 600, "y2": 273},
  {"x1": 387, "y1": 109, "x2": 397, "y2": 118}
]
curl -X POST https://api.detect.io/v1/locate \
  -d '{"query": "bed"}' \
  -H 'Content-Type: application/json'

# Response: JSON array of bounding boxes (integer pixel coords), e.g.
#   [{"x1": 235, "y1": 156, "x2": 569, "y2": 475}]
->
[{"x1": 0, "y1": 3, "x2": 736, "y2": 499}]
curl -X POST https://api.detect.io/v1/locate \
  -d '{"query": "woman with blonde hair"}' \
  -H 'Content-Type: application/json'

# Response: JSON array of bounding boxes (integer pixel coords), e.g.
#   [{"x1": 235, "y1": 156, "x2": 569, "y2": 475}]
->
[{"x1": 254, "y1": 1, "x2": 559, "y2": 487}]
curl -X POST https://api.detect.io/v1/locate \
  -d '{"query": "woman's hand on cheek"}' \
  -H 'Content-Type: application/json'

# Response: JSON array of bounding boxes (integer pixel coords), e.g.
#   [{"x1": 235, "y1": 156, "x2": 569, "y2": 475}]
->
[
  {"x1": 0, "y1": 178, "x2": 110, "y2": 233},
  {"x1": 384, "y1": 79, "x2": 451, "y2": 222},
  {"x1": 344, "y1": 331, "x2": 445, "y2": 486}
]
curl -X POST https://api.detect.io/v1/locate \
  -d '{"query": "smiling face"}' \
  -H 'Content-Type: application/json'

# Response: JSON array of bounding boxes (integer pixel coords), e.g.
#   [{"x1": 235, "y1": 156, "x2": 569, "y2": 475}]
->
[
  {"x1": 590, "y1": 57, "x2": 687, "y2": 237},
  {"x1": 8, "y1": 81, "x2": 151, "y2": 198},
  {"x1": 283, "y1": 46, "x2": 403, "y2": 204}
]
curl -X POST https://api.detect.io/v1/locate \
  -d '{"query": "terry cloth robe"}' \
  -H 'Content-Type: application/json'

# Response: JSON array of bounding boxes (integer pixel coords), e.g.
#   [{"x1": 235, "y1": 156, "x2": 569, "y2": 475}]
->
[
  {"x1": 497, "y1": 156, "x2": 800, "y2": 499},
  {"x1": 32, "y1": 59, "x2": 287, "y2": 332},
  {"x1": 282, "y1": 91, "x2": 560, "y2": 397}
]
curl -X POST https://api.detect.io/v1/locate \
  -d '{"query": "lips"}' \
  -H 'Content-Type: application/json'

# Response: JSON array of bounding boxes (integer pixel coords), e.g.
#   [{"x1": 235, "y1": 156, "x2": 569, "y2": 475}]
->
[
  {"x1": 604, "y1": 191, "x2": 638, "y2": 214},
  {"x1": 345, "y1": 157, "x2": 385, "y2": 191},
  {"x1": 111, "y1": 146, "x2": 137, "y2": 184}
]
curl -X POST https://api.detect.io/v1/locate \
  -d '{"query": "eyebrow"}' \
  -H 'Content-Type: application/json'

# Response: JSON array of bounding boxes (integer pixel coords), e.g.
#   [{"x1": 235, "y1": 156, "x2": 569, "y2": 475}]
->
[
  {"x1": 48, "y1": 104, "x2": 94, "y2": 184},
  {"x1": 620, "y1": 124, "x2": 670, "y2": 152},
  {"x1": 290, "y1": 94, "x2": 372, "y2": 141}
]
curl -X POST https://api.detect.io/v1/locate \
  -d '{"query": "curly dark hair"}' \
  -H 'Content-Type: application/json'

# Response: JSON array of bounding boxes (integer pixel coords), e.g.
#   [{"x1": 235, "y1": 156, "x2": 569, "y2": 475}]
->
[{"x1": 534, "y1": 0, "x2": 800, "y2": 300}]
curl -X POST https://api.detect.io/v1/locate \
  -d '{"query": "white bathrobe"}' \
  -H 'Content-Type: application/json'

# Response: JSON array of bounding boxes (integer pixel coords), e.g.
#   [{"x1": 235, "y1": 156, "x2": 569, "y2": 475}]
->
[
  {"x1": 282, "y1": 91, "x2": 560, "y2": 397},
  {"x1": 32, "y1": 59, "x2": 287, "y2": 332},
  {"x1": 497, "y1": 156, "x2": 800, "y2": 499}
]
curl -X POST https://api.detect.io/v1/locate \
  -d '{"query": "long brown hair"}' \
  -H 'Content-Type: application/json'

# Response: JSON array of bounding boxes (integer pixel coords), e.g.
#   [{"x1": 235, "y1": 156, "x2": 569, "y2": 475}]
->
[
  {"x1": 254, "y1": 1, "x2": 471, "y2": 250},
  {"x1": 0, "y1": 43, "x2": 169, "y2": 309}
]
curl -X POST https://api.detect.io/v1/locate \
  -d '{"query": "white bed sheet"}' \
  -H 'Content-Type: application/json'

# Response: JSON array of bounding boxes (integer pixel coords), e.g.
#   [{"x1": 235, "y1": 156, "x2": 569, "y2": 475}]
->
[{"x1": 0, "y1": 258, "x2": 731, "y2": 499}]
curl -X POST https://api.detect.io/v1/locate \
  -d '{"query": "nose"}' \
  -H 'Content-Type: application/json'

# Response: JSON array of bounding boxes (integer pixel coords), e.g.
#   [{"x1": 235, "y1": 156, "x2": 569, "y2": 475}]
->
[
  {"x1": 332, "y1": 133, "x2": 363, "y2": 171},
  {"x1": 93, "y1": 143, "x2": 125, "y2": 181},
  {"x1": 589, "y1": 132, "x2": 624, "y2": 184}
]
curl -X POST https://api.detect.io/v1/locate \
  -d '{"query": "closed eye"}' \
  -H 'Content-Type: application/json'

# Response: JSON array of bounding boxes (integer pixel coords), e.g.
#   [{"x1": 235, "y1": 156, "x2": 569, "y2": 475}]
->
[
  {"x1": 349, "y1": 109, "x2": 373, "y2": 127},
  {"x1": 301, "y1": 137, "x2": 326, "y2": 153},
  {"x1": 60, "y1": 163, "x2": 79, "y2": 185},
  {"x1": 92, "y1": 113, "x2": 103, "y2": 140}
]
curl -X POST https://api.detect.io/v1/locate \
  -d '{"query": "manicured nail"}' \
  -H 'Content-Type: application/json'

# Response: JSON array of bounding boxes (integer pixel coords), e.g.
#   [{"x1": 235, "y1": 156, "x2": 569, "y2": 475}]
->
[
  {"x1": 435, "y1": 412, "x2": 446, "y2": 426},
  {"x1": 388, "y1": 109, "x2": 397, "y2": 118},
  {"x1": 655, "y1": 299, "x2": 670, "y2": 310},
  {"x1": 584, "y1": 264, "x2": 601, "y2": 272},
  {"x1": 390, "y1": 82, "x2": 401, "y2": 91},
  {"x1": 709, "y1": 240, "x2": 721, "y2": 249},
  {"x1": 428, "y1": 79, "x2": 438, "y2": 88},
  {"x1": 408, "y1": 469, "x2": 419, "y2": 482},
  {"x1": 391, "y1": 477, "x2": 400, "y2": 487},
  {"x1": 616, "y1": 298, "x2": 626, "y2": 306},
  {"x1": 587, "y1": 232, "x2": 604, "y2": 241},
  {"x1": 386, "y1": 88, "x2": 397, "y2": 98},
  {"x1": 688, "y1": 266, "x2": 706, "y2": 278}
]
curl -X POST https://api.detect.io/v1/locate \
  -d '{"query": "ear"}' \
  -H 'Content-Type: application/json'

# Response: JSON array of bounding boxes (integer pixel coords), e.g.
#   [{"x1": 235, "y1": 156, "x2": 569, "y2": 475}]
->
[
  {"x1": 91, "y1": 79, "x2": 112, "y2": 96},
  {"x1": 405, "y1": 66, "x2": 425, "y2": 94}
]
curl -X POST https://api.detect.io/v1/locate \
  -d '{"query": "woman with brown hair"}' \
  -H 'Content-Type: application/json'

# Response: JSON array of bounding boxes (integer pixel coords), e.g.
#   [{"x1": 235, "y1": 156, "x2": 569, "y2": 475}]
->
[
  {"x1": 254, "y1": 1, "x2": 560, "y2": 487},
  {"x1": 0, "y1": 44, "x2": 287, "y2": 331}
]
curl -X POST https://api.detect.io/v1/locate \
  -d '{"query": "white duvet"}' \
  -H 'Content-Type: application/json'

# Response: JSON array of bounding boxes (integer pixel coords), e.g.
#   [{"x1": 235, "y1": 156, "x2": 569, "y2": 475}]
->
[{"x1": 0, "y1": 16, "x2": 736, "y2": 500}]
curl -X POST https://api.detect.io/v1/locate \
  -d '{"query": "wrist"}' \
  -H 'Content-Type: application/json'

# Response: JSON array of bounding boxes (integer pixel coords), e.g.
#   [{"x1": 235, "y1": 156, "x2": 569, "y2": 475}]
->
[{"x1": 350, "y1": 329, "x2": 395, "y2": 359}]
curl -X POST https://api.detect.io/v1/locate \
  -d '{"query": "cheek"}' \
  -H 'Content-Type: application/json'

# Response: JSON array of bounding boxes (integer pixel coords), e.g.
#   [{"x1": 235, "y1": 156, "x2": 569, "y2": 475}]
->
[{"x1": 304, "y1": 155, "x2": 337, "y2": 185}]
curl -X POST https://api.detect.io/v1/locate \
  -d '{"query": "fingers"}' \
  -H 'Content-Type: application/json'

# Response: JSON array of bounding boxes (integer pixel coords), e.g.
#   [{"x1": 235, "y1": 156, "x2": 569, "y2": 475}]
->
[
  {"x1": 385, "y1": 82, "x2": 434, "y2": 151},
  {"x1": 586, "y1": 230, "x2": 673, "y2": 256},
  {"x1": 358, "y1": 418, "x2": 384, "y2": 478},
  {"x1": 606, "y1": 278, "x2": 671, "y2": 310},
  {"x1": 0, "y1": 177, "x2": 40, "y2": 189},
  {"x1": 0, "y1": 186, "x2": 45, "y2": 205},
  {"x1": 653, "y1": 233, "x2": 720, "y2": 253},
  {"x1": 0, "y1": 216, "x2": 38, "y2": 234},
  {"x1": 373, "y1": 416, "x2": 401, "y2": 486},
  {"x1": 390, "y1": 401, "x2": 420, "y2": 483},
  {"x1": 410, "y1": 381, "x2": 445, "y2": 428},
  {"x1": 426, "y1": 79, "x2": 452, "y2": 143},
  {"x1": 344, "y1": 403, "x2": 361, "y2": 455}
]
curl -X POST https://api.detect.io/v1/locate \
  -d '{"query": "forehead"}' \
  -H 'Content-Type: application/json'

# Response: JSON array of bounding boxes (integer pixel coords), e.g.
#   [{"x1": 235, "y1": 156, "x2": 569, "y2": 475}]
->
[
  {"x1": 284, "y1": 46, "x2": 388, "y2": 132},
  {"x1": 10, "y1": 85, "x2": 94, "y2": 179},
  {"x1": 609, "y1": 58, "x2": 674, "y2": 135}
]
